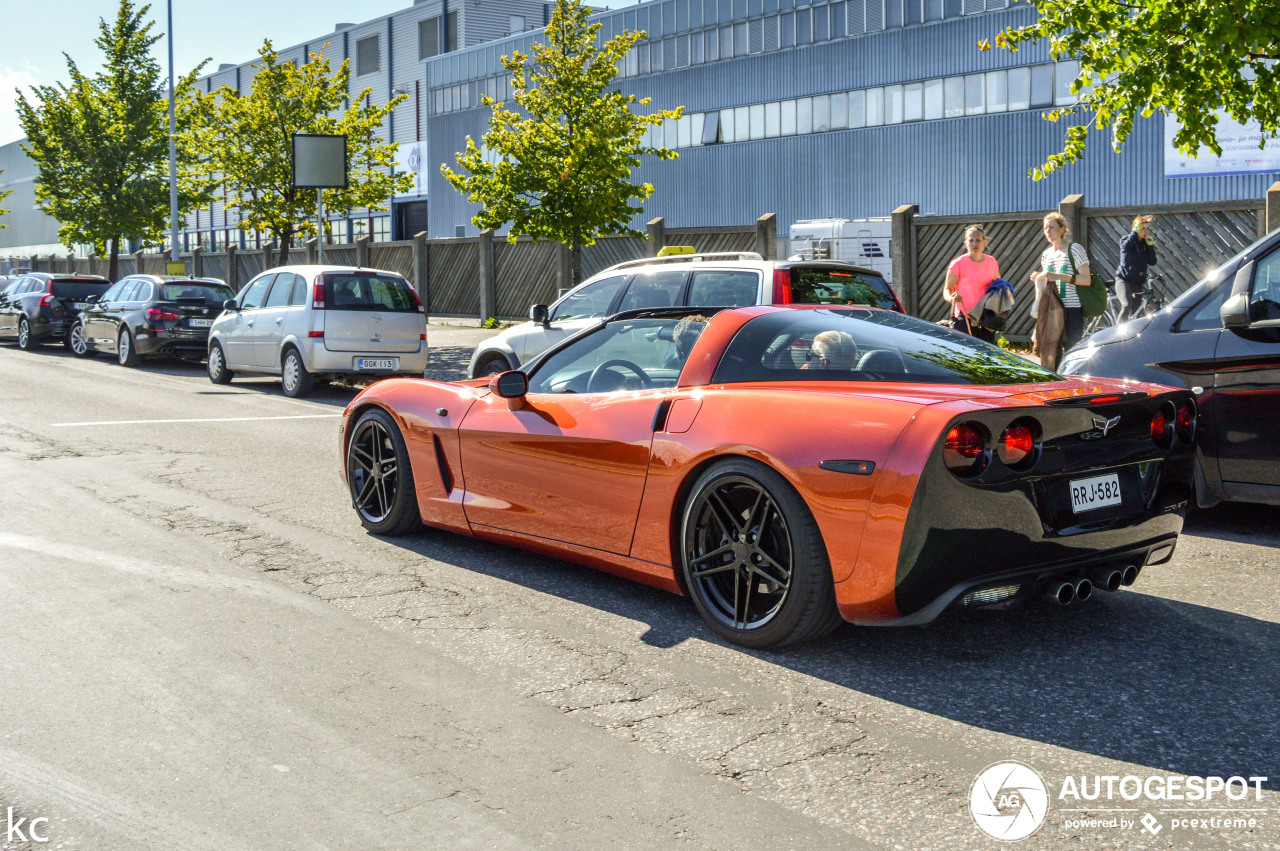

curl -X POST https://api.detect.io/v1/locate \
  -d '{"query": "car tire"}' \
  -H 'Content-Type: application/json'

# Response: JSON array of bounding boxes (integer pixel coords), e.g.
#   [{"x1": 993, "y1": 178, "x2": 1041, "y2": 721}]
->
[
  {"x1": 346, "y1": 407, "x2": 423, "y2": 536},
  {"x1": 680, "y1": 458, "x2": 842, "y2": 649},
  {"x1": 16, "y1": 318, "x2": 35, "y2": 351},
  {"x1": 69, "y1": 321, "x2": 94, "y2": 358},
  {"x1": 281, "y1": 348, "x2": 314, "y2": 398},
  {"x1": 208, "y1": 342, "x2": 234, "y2": 384},
  {"x1": 475, "y1": 352, "x2": 512, "y2": 377},
  {"x1": 117, "y1": 328, "x2": 140, "y2": 367}
]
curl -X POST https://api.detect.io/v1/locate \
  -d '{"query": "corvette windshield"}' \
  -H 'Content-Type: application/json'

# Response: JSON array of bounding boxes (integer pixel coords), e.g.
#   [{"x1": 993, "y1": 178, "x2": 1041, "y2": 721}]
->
[
  {"x1": 712, "y1": 309, "x2": 1061, "y2": 385},
  {"x1": 528, "y1": 315, "x2": 710, "y2": 393}
]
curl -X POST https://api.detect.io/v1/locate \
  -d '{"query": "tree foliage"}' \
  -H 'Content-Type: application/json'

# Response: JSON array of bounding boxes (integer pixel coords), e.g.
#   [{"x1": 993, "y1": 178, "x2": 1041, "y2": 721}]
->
[
  {"x1": 14, "y1": 0, "x2": 208, "y2": 277},
  {"x1": 990, "y1": 0, "x2": 1280, "y2": 179},
  {"x1": 442, "y1": 0, "x2": 683, "y2": 283},
  {"x1": 0, "y1": 170, "x2": 11, "y2": 228},
  {"x1": 191, "y1": 41, "x2": 412, "y2": 264}
]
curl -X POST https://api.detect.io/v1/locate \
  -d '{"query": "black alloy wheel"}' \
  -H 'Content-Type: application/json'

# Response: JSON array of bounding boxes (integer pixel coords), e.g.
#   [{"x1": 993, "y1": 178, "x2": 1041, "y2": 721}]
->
[
  {"x1": 16, "y1": 318, "x2": 34, "y2": 351},
  {"x1": 346, "y1": 408, "x2": 422, "y2": 536},
  {"x1": 207, "y1": 342, "x2": 233, "y2": 384},
  {"x1": 117, "y1": 328, "x2": 140, "y2": 367},
  {"x1": 681, "y1": 458, "x2": 841, "y2": 649},
  {"x1": 69, "y1": 322, "x2": 94, "y2": 358}
]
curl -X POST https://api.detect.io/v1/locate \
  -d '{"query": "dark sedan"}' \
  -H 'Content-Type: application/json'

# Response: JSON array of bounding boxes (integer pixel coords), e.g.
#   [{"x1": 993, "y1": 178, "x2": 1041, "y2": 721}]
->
[
  {"x1": 0, "y1": 273, "x2": 112, "y2": 350},
  {"x1": 73, "y1": 275, "x2": 234, "y2": 366},
  {"x1": 1059, "y1": 229, "x2": 1280, "y2": 507}
]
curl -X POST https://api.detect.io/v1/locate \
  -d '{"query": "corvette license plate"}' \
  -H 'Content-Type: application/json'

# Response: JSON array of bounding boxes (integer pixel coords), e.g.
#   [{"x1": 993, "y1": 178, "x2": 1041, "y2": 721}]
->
[
  {"x1": 1070, "y1": 473, "x2": 1122, "y2": 513},
  {"x1": 189, "y1": 318, "x2": 213, "y2": 328},
  {"x1": 356, "y1": 358, "x2": 398, "y2": 371}
]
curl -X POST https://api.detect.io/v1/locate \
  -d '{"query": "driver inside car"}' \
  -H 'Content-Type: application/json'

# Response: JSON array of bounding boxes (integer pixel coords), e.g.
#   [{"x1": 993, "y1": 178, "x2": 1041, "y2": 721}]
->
[{"x1": 802, "y1": 330, "x2": 858, "y2": 370}]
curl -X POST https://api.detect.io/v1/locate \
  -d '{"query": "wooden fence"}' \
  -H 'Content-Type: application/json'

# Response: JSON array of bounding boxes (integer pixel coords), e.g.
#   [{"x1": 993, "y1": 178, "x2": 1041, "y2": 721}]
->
[
  {"x1": 23, "y1": 217, "x2": 772, "y2": 320},
  {"x1": 896, "y1": 195, "x2": 1270, "y2": 340}
]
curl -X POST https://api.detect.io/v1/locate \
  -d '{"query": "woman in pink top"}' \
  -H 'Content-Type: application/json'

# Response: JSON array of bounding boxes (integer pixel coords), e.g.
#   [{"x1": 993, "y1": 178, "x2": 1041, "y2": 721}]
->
[{"x1": 941, "y1": 225, "x2": 1000, "y2": 342}]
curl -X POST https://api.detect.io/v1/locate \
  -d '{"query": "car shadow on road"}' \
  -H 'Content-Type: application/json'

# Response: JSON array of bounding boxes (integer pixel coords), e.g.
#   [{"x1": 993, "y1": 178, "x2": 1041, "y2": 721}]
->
[
  {"x1": 382, "y1": 520, "x2": 1279, "y2": 786},
  {"x1": 1185, "y1": 500, "x2": 1280, "y2": 546}
]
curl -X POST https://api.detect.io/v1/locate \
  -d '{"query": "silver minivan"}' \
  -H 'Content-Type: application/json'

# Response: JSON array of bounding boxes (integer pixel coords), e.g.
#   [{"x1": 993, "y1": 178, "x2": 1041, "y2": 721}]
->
[{"x1": 207, "y1": 265, "x2": 428, "y2": 397}]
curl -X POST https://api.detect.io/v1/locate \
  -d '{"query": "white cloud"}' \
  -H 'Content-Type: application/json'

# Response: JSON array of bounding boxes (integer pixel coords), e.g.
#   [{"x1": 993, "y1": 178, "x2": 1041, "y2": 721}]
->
[{"x1": 0, "y1": 64, "x2": 42, "y2": 147}]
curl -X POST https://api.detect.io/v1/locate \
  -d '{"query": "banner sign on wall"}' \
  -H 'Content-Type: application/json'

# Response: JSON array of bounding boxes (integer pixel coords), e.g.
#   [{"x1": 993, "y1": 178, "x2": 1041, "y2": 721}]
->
[
  {"x1": 1165, "y1": 111, "x2": 1280, "y2": 178},
  {"x1": 394, "y1": 141, "x2": 428, "y2": 198}
]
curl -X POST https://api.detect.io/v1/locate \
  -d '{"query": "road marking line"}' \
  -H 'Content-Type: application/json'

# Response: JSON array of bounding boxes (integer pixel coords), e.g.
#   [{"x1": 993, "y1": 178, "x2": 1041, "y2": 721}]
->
[{"x1": 52, "y1": 414, "x2": 343, "y2": 427}]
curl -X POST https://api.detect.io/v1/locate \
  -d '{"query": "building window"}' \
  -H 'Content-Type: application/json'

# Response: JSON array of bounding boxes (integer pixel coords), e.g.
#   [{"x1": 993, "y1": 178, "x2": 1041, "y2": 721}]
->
[
  {"x1": 356, "y1": 36, "x2": 380, "y2": 76},
  {"x1": 372, "y1": 217, "x2": 391, "y2": 242},
  {"x1": 1055, "y1": 60, "x2": 1080, "y2": 106},
  {"x1": 812, "y1": 94, "x2": 830, "y2": 130},
  {"x1": 1030, "y1": 63, "x2": 1054, "y2": 107},
  {"x1": 944, "y1": 75, "x2": 965, "y2": 117},
  {"x1": 923, "y1": 78, "x2": 943, "y2": 119},
  {"x1": 702, "y1": 111, "x2": 722, "y2": 144},
  {"x1": 1007, "y1": 66, "x2": 1031, "y2": 110},
  {"x1": 691, "y1": 112, "x2": 705, "y2": 144},
  {"x1": 509, "y1": 15, "x2": 526, "y2": 35},
  {"x1": 749, "y1": 103, "x2": 766, "y2": 138},
  {"x1": 964, "y1": 73, "x2": 985, "y2": 115},
  {"x1": 903, "y1": 82, "x2": 923, "y2": 121},
  {"x1": 780, "y1": 12, "x2": 795, "y2": 47},
  {"x1": 780, "y1": 98, "x2": 797, "y2": 135},
  {"x1": 848, "y1": 89, "x2": 865, "y2": 127},
  {"x1": 765, "y1": 100, "x2": 781, "y2": 136},
  {"x1": 419, "y1": 17, "x2": 441, "y2": 60},
  {"x1": 884, "y1": 84, "x2": 904, "y2": 124},
  {"x1": 446, "y1": 12, "x2": 457, "y2": 51},
  {"x1": 830, "y1": 91, "x2": 847, "y2": 128},
  {"x1": 865, "y1": 87, "x2": 884, "y2": 126},
  {"x1": 796, "y1": 8, "x2": 811, "y2": 44},
  {"x1": 986, "y1": 70, "x2": 1007, "y2": 112}
]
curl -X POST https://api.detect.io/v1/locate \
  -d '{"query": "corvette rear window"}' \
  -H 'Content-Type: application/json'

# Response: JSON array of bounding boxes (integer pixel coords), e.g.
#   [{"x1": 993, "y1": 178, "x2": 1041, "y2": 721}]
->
[
  {"x1": 712, "y1": 309, "x2": 1060, "y2": 385},
  {"x1": 787, "y1": 268, "x2": 899, "y2": 312}
]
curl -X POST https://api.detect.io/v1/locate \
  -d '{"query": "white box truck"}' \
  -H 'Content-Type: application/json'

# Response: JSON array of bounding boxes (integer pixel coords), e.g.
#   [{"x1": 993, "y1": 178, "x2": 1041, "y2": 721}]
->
[{"x1": 788, "y1": 218, "x2": 893, "y2": 283}]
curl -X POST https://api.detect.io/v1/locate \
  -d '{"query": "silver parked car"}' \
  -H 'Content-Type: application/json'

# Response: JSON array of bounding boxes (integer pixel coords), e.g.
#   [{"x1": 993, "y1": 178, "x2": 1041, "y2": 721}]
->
[{"x1": 207, "y1": 265, "x2": 428, "y2": 397}]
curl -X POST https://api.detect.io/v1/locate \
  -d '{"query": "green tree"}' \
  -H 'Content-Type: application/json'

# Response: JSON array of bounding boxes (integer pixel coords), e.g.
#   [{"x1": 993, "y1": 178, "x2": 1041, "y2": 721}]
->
[
  {"x1": 14, "y1": 0, "x2": 209, "y2": 279},
  {"x1": 442, "y1": 0, "x2": 683, "y2": 284},
  {"x1": 0, "y1": 170, "x2": 11, "y2": 227},
  {"x1": 991, "y1": 0, "x2": 1280, "y2": 179},
  {"x1": 192, "y1": 41, "x2": 412, "y2": 265}
]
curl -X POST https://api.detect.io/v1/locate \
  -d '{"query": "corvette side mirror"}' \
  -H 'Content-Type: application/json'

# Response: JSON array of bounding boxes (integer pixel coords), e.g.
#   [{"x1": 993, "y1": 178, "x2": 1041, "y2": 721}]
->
[
  {"x1": 489, "y1": 370, "x2": 528, "y2": 399},
  {"x1": 530, "y1": 303, "x2": 550, "y2": 327}
]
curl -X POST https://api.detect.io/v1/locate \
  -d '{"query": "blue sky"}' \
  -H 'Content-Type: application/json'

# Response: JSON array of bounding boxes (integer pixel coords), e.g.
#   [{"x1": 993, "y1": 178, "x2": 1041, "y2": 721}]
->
[{"x1": 1, "y1": 0, "x2": 636, "y2": 146}]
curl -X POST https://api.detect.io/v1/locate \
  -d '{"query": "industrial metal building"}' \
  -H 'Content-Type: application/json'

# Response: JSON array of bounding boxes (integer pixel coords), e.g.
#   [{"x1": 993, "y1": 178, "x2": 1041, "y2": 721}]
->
[{"x1": 4, "y1": 0, "x2": 1278, "y2": 259}]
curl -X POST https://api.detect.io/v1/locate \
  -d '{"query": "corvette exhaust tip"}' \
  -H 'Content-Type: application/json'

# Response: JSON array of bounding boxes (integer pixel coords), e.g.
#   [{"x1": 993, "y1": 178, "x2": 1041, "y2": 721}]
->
[
  {"x1": 1043, "y1": 579, "x2": 1075, "y2": 606},
  {"x1": 1089, "y1": 568, "x2": 1124, "y2": 592},
  {"x1": 1121, "y1": 564, "x2": 1141, "y2": 586},
  {"x1": 1073, "y1": 578, "x2": 1093, "y2": 602}
]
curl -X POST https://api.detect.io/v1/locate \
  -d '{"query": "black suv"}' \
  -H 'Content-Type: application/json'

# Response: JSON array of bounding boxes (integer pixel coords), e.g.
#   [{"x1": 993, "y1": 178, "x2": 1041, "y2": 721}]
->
[
  {"x1": 73, "y1": 275, "x2": 234, "y2": 366},
  {"x1": 0, "y1": 273, "x2": 112, "y2": 350}
]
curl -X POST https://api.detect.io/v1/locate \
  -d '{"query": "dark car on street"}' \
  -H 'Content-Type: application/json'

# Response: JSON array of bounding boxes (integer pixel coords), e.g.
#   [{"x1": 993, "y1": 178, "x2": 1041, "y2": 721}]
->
[
  {"x1": 1059, "y1": 228, "x2": 1280, "y2": 508},
  {"x1": 0, "y1": 273, "x2": 112, "y2": 351},
  {"x1": 72, "y1": 275, "x2": 235, "y2": 366}
]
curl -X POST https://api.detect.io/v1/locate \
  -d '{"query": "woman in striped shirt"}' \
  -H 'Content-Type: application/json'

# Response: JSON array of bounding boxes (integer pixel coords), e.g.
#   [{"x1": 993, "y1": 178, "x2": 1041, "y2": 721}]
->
[{"x1": 1031, "y1": 212, "x2": 1094, "y2": 370}]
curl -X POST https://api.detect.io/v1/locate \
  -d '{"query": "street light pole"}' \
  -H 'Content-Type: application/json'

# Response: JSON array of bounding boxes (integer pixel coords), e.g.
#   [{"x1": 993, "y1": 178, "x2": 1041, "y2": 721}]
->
[{"x1": 167, "y1": 0, "x2": 180, "y2": 270}]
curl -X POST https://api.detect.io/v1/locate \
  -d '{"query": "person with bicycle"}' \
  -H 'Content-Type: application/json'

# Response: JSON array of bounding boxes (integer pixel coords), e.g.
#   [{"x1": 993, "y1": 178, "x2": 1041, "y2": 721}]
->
[{"x1": 1114, "y1": 215, "x2": 1157, "y2": 323}]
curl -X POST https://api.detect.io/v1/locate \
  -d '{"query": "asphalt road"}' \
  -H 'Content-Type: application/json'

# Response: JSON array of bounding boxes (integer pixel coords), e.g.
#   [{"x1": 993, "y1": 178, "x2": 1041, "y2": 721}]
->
[{"x1": 1, "y1": 325, "x2": 1277, "y2": 850}]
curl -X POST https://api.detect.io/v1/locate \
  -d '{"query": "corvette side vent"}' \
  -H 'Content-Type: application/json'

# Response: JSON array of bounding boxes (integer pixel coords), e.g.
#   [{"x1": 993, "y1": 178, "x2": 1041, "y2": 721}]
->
[{"x1": 432, "y1": 434, "x2": 454, "y2": 494}]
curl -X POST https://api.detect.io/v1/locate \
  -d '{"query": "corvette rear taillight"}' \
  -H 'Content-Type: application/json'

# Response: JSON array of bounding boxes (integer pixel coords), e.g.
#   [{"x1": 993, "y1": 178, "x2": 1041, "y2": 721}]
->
[
  {"x1": 145, "y1": 307, "x2": 179, "y2": 322},
  {"x1": 312, "y1": 279, "x2": 325, "y2": 310},
  {"x1": 772, "y1": 269, "x2": 791, "y2": 303},
  {"x1": 944, "y1": 422, "x2": 989, "y2": 476},
  {"x1": 1150, "y1": 407, "x2": 1173, "y2": 447},
  {"x1": 1175, "y1": 401, "x2": 1196, "y2": 444},
  {"x1": 1001, "y1": 424, "x2": 1035, "y2": 466}
]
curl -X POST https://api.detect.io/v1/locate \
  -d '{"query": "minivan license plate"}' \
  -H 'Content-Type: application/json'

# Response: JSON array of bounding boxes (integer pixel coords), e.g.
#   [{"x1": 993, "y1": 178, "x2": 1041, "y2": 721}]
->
[
  {"x1": 357, "y1": 358, "x2": 397, "y2": 371},
  {"x1": 1070, "y1": 473, "x2": 1122, "y2": 513},
  {"x1": 189, "y1": 318, "x2": 213, "y2": 327}
]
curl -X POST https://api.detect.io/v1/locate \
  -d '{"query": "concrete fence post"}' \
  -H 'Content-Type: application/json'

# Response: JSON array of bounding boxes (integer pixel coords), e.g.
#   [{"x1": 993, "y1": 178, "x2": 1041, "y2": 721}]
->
[
  {"x1": 226, "y1": 244, "x2": 239, "y2": 289},
  {"x1": 477, "y1": 229, "x2": 496, "y2": 321},
  {"x1": 263, "y1": 241, "x2": 276, "y2": 271},
  {"x1": 891, "y1": 204, "x2": 919, "y2": 315},
  {"x1": 1266, "y1": 182, "x2": 1280, "y2": 235},
  {"x1": 646, "y1": 217, "x2": 665, "y2": 255},
  {"x1": 756, "y1": 213, "x2": 778, "y2": 260},
  {"x1": 66, "y1": 254, "x2": 75, "y2": 274},
  {"x1": 89, "y1": 253, "x2": 100, "y2": 278},
  {"x1": 1060, "y1": 193, "x2": 1086, "y2": 251},
  {"x1": 413, "y1": 231, "x2": 430, "y2": 313},
  {"x1": 191, "y1": 246, "x2": 203, "y2": 278},
  {"x1": 356, "y1": 235, "x2": 371, "y2": 268},
  {"x1": 306, "y1": 238, "x2": 319, "y2": 265},
  {"x1": 556, "y1": 242, "x2": 573, "y2": 298},
  {"x1": 133, "y1": 249, "x2": 145, "y2": 276}
]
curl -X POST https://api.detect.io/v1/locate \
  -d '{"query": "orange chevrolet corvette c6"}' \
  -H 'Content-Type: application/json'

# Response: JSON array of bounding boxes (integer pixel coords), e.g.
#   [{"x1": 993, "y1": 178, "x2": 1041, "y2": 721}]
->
[{"x1": 340, "y1": 305, "x2": 1196, "y2": 649}]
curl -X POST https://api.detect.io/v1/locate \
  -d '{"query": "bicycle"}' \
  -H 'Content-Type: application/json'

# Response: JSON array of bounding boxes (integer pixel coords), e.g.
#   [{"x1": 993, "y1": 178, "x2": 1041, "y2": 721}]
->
[{"x1": 1083, "y1": 273, "x2": 1167, "y2": 335}]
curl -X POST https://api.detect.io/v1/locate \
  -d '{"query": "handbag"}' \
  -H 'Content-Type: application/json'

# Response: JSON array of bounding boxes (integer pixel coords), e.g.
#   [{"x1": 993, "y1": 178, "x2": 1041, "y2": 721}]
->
[
  {"x1": 1066, "y1": 244, "x2": 1108, "y2": 319},
  {"x1": 968, "y1": 278, "x2": 1016, "y2": 330}
]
